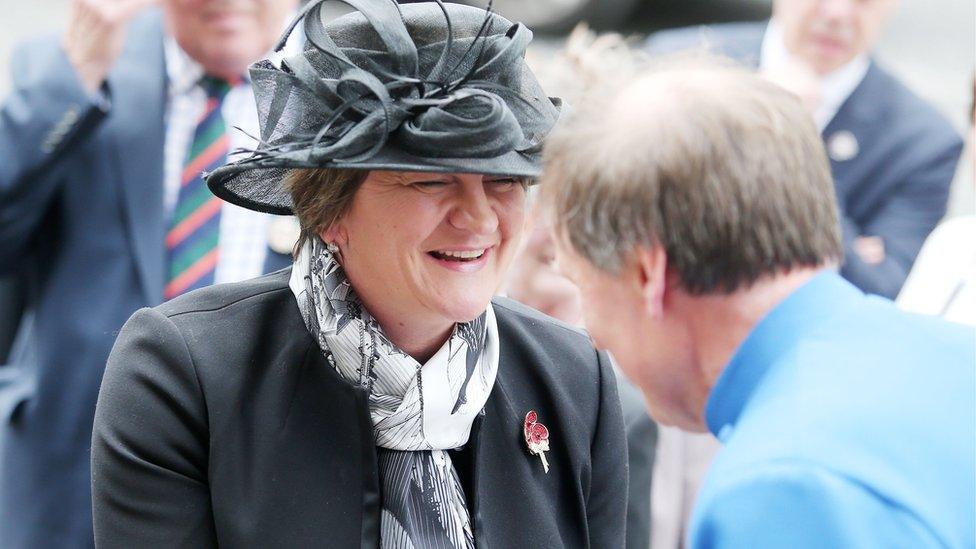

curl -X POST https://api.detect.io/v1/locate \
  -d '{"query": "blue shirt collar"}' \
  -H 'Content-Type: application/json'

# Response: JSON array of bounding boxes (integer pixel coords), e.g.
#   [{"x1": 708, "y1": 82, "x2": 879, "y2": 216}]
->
[{"x1": 704, "y1": 271, "x2": 864, "y2": 437}]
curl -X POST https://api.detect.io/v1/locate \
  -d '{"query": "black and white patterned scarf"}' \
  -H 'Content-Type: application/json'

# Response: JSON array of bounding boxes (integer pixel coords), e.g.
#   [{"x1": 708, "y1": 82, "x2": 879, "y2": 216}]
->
[{"x1": 289, "y1": 237, "x2": 498, "y2": 549}]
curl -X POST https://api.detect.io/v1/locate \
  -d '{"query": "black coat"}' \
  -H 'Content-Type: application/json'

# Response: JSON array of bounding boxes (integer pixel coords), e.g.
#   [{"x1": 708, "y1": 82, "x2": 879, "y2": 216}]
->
[{"x1": 92, "y1": 269, "x2": 628, "y2": 548}]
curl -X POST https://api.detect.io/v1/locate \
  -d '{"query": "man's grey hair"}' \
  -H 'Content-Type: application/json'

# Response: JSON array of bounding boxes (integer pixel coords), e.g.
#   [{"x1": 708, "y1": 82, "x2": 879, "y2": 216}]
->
[{"x1": 541, "y1": 51, "x2": 842, "y2": 294}]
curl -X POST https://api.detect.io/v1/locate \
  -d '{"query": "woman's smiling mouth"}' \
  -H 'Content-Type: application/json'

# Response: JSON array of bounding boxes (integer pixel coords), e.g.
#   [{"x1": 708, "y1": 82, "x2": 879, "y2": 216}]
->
[
  {"x1": 427, "y1": 248, "x2": 493, "y2": 271},
  {"x1": 429, "y1": 249, "x2": 488, "y2": 262}
]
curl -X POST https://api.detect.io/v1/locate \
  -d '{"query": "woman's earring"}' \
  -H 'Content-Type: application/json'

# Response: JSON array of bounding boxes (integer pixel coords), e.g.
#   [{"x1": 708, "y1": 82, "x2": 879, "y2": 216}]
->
[{"x1": 326, "y1": 241, "x2": 343, "y2": 264}]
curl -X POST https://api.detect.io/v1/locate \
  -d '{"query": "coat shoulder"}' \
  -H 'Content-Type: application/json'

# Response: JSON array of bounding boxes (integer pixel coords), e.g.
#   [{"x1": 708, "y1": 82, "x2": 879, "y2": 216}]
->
[
  {"x1": 155, "y1": 268, "x2": 293, "y2": 319},
  {"x1": 491, "y1": 296, "x2": 593, "y2": 353},
  {"x1": 491, "y1": 297, "x2": 606, "y2": 396},
  {"x1": 856, "y1": 64, "x2": 962, "y2": 151}
]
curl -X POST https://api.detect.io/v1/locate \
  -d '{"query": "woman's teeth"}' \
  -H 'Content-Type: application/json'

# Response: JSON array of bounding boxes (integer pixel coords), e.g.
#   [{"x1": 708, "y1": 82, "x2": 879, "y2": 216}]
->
[{"x1": 430, "y1": 249, "x2": 486, "y2": 262}]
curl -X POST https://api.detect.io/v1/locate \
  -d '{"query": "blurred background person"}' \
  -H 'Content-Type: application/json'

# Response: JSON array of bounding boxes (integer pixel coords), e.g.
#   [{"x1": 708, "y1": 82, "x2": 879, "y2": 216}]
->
[
  {"x1": 647, "y1": 0, "x2": 965, "y2": 300},
  {"x1": 0, "y1": 0, "x2": 299, "y2": 546},
  {"x1": 506, "y1": 204, "x2": 583, "y2": 325},
  {"x1": 897, "y1": 76, "x2": 976, "y2": 326},
  {"x1": 542, "y1": 56, "x2": 975, "y2": 549}
]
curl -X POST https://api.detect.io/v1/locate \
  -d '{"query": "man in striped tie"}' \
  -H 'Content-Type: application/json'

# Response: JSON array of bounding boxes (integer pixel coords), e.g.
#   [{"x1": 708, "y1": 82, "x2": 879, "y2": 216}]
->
[{"x1": 0, "y1": 1, "x2": 299, "y2": 546}]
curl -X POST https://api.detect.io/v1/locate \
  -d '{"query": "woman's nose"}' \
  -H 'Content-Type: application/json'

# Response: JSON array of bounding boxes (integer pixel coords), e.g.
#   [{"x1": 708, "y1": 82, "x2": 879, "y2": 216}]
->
[{"x1": 449, "y1": 181, "x2": 499, "y2": 235}]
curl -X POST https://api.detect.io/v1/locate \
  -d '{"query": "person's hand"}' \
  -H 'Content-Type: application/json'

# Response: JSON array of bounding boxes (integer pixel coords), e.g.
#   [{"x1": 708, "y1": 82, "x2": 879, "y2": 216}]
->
[
  {"x1": 61, "y1": 0, "x2": 159, "y2": 93},
  {"x1": 853, "y1": 236, "x2": 886, "y2": 265}
]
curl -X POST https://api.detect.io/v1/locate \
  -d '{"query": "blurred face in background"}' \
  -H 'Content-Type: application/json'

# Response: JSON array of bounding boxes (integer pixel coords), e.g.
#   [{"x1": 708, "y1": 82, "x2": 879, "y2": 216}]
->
[
  {"x1": 506, "y1": 206, "x2": 583, "y2": 326},
  {"x1": 774, "y1": 0, "x2": 898, "y2": 74},
  {"x1": 163, "y1": 0, "x2": 298, "y2": 79}
]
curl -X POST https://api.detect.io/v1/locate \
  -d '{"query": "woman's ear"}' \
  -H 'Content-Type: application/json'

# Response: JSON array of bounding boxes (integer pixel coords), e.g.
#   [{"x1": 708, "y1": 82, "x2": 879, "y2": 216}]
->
[
  {"x1": 634, "y1": 244, "x2": 668, "y2": 320},
  {"x1": 320, "y1": 224, "x2": 347, "y2": 247}
]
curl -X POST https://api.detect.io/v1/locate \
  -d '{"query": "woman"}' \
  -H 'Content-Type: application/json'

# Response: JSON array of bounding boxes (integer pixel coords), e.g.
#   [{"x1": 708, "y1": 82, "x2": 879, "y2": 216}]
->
[{"x1": 91, "y1": 2, "x2": 627, "y2": 548}]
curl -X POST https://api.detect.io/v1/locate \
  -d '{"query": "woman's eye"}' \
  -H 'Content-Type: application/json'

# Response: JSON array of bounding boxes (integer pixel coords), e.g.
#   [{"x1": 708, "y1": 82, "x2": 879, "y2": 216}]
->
[
  {"x1": 486, "y1": 178, "x2": 520, "y2": 191},
  {"x1": 412, "y1": 180, "x2": 450, "y2": 191}
]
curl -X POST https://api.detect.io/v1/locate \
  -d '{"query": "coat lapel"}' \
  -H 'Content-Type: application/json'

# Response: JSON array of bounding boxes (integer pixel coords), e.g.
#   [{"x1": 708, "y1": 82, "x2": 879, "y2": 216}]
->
[
  {"x1": 109, "y1": 13, "x2": 167, "y2": 305},
  {"x1": 242, "y1": 296, "x2": 381, "y2": 548},
  {"x1": 469, "y1": 350, "x2": 566, "y2": 548}
]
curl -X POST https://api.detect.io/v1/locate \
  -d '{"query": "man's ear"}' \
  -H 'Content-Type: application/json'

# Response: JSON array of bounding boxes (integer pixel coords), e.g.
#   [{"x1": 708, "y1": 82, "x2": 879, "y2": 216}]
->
[{"x1": 634, "y1": 245, "x2": 668, "y2": 320}]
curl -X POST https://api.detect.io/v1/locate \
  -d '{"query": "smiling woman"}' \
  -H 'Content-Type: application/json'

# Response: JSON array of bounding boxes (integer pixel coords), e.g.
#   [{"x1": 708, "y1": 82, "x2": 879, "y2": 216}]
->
[
  {"x1": 91, "y1": 2, "x2": 628, "y2": 548},
  {"x1": 286, "y1": 168, "x2": 528, "y2": 361}
]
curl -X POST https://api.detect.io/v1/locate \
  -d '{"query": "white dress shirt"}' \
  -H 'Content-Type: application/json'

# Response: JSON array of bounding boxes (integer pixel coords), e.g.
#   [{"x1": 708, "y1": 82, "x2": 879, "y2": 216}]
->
[
  {"x1": 898, "y1": 216, "x2": 976, "y2": 326},
  {"x1": 760, "y1": 19, "x2": 870, "y2": 131},
  {"x1": 163, "y1": 39, "x2": 274, "y2": 285}
]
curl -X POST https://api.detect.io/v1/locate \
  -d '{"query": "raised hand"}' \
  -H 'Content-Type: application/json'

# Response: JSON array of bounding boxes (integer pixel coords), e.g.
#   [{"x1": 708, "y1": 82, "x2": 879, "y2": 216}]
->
[{"x1": 61, "y1": 0, "x2": 159, "y2": 93}]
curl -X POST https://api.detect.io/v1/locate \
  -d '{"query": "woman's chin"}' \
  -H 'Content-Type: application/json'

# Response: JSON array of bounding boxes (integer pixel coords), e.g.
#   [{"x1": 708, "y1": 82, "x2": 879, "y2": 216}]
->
[{"x1": 431, "y1": 294, "x2": 494, "y2": 324}]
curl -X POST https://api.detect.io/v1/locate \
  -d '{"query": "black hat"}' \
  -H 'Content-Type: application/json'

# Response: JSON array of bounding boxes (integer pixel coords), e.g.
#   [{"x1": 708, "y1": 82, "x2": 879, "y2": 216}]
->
[{"x1": 206, "y1": 0, "x2": 562, "y2": 215}]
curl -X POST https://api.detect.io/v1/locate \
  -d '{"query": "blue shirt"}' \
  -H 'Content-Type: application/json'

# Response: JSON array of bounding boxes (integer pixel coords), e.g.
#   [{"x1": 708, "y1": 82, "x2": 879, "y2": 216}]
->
[{"x1": 689, "y1": 272, "x2": 975, "y2": 548}]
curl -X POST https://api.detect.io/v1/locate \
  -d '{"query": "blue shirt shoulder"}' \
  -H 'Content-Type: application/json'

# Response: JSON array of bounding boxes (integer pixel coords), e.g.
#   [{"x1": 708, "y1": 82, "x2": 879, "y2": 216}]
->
[{"x1": 692, "y1": 273, "x2": 975, "y2": 548}]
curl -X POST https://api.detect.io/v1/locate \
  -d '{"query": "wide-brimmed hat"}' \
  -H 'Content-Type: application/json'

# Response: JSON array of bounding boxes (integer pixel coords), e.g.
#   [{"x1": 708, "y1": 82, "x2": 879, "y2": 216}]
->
[{"x1": 206, "y1": 0, "x2": 562, "y2": 215}]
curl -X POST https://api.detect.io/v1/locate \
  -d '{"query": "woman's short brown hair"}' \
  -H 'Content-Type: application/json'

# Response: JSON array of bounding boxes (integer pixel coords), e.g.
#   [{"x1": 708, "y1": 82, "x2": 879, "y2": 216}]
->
[{"x1": 284, "y1": 168, "x2": 370, "y2": 255}]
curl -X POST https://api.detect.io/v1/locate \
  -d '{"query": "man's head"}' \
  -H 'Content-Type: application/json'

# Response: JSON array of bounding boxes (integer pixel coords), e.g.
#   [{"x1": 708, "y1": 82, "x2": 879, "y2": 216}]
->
[
  {"x1": 773, "y1": 0, "x2": 898, "y2": 74},
  {"x1": 162, "y1": 0, "x2": 299, "y2": 79},
  {"x1": 541, "y1": 57, "x2": 842, "y2": 429}
]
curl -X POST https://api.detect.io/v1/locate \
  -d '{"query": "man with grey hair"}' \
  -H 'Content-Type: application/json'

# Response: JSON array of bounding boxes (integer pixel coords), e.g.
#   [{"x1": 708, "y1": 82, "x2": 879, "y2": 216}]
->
[{"x1": 541, "y1": 60, "x2": 975, "y2": 547}]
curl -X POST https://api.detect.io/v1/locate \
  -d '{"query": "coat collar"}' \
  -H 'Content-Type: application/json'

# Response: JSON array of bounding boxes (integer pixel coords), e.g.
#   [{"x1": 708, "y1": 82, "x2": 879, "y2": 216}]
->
[
  {"x1": 823, "y1": 61, "x2": 886, "y2": 130},
  {"x1": 468, "y1": 304, "x2": 576, "y2": 548}
]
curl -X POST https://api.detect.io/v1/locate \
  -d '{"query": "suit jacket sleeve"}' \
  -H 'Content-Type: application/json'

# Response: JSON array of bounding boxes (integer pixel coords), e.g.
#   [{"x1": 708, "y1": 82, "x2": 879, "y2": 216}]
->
[
  {"x1": 586, "y1": 350, "x2": 629, "y2": 548},
  {"x1": 839, "y1": 137, "x2": 963, "y2": 299},
  {"x1": 689, "y1": 463, "x2": 940, "y2": 548},
  {"x1": 91, "y1": 307, "x2": 217, "y2": 548},
  {"x1": 0, "y1": 37, "x2": 111, "y2": 267}
]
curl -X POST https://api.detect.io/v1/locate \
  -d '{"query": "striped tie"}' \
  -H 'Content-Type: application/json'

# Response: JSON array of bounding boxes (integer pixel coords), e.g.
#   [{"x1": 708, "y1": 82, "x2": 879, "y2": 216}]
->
[{"x1": 165, "y1": 76, "x2": 236, "y2": 300}]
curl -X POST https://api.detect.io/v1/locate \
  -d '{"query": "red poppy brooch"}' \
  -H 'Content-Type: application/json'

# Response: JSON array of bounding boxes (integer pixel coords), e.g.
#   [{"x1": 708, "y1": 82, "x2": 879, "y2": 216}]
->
[{"x1": 524, "y1": 410, "x2": 551, "y2": 473}]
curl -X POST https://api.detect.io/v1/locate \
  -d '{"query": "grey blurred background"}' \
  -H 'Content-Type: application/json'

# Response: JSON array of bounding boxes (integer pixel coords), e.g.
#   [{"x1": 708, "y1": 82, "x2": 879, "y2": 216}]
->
[{"x1": 1, "y1": 0, "x2": 972, "y2": 211}]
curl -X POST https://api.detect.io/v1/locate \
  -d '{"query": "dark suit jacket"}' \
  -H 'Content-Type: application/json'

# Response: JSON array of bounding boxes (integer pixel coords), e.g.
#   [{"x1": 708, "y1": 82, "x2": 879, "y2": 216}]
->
[
  {"x1": 0, "y1": 275, "x2": 25, "y2": 363},
  {"x1": 615, "y1": 371, "x2": 656, "y2": 549},
  {"x1": 92, "y1": 269, "x2": 628, "y2": 548},
  {"x1": 646, "y1": 22, "x2": 964, "y2": 299},
  {"x1": 0, "y1": 13, "x2": 291, "y2": 547}
]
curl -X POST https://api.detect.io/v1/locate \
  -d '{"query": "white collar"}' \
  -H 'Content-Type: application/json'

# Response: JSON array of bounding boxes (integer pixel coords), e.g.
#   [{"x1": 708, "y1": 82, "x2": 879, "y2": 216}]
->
[
  {"x1": 760, "y1": 18, "x2": 870, "y2": 129},
  {"x1": 164, "y1": 38, "x2": 206, "y2": 96},
  {"x1": 164, "y1": 13, "x2": 301, "y2": 96}
]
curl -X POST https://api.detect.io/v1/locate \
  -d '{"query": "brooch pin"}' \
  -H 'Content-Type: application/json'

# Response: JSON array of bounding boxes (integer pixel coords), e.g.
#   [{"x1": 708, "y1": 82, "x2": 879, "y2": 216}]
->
[{"x1": 524, "y1": 410, "x2": 550, "y2": 473}]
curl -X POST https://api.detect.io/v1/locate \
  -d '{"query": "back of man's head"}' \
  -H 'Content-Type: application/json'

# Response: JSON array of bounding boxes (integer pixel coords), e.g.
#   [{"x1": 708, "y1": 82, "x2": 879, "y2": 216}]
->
[{"x1": 543, "y1": 56, "x2": 842, "y2": 295}]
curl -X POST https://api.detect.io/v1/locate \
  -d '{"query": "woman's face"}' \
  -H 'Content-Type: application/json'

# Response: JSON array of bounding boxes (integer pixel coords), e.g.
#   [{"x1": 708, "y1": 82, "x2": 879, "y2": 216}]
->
[{"x1": 325, "y1": 170, "x2": 527, "y2": 333}]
